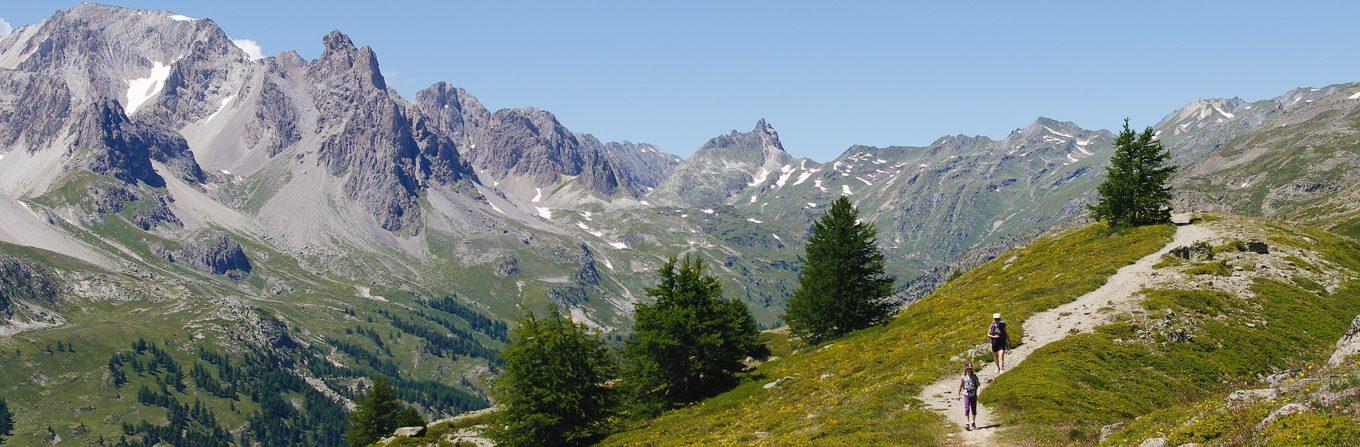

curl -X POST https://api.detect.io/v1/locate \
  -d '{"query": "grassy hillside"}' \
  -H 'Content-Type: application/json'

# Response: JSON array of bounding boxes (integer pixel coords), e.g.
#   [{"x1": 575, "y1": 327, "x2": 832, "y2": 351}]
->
[
  {"x1": 602, "y1": 217, "x2": 1360, "y2": 446},
  {"x1": 600, "y1": 223, "x2": 1174, "y2": 446}
]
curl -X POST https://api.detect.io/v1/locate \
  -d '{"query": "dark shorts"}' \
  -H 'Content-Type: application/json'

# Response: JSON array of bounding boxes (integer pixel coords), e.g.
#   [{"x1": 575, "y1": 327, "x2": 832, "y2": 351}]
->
[
  {"x1": 991, "y1": 339, "x2": 1007, "y2": 352},
  {"x1": 963, "y1": 394, "x2": 978, "y2": 416}
]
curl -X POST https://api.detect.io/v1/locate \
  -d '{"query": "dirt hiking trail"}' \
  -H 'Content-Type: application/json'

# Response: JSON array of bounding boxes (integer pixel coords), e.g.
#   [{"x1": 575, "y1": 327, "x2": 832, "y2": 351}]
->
[{"x1": 918, "y1": 223, "x2": 1217, "y2": 446}]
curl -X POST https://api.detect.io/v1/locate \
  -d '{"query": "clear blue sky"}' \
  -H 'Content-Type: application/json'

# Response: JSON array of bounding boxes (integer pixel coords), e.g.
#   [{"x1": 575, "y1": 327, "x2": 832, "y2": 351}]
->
[{"x1": 5, "y1": 1, "x2": 1360, "y2": 160}]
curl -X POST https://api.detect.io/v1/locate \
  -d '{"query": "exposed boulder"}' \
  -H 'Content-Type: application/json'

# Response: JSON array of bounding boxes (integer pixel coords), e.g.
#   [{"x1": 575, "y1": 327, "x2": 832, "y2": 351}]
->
[
  {"x1": 1254, "y1": 403, "x2": 1308, "y2": 431},
  {"x1": 1138, "y1": 437, "x2": 1167, "y2": 447},
  {"x1": 1099, "y1": 422, "x2": 1126, "y2": 443},
  {"x1": 1227, "y1": 388, "x2": 1278, "y2": 408},
  {"x1": 392, "y1": 426, "x2": 426, "y2": 437},
  {"x1": 573, "y1": 244, "x2": 600, "y2": 286},
  {"x1": 166, "y1": 231, "x2": 253, "y2": 279},
  {"x1": 1329, "y1": 315, "x2": 1360, "y2": 366},
  {"x1": 1169, "y1": 242, "x2": 1214, "y2": 261},
  {"x1": 492, "y1": 256, "x2": 519, "y2": 277}
]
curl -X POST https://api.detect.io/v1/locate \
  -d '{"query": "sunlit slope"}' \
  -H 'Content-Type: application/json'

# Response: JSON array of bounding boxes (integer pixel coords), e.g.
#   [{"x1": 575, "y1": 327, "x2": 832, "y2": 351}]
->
[{"x1": 601, "y1": 223, "x2": 1174, "y2": 446}]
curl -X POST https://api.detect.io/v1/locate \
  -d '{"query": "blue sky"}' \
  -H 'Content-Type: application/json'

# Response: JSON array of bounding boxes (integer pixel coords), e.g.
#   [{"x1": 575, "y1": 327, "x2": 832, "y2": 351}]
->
[{"x1": 5, "y1": 1, "x2": 1360, "y2": 160}]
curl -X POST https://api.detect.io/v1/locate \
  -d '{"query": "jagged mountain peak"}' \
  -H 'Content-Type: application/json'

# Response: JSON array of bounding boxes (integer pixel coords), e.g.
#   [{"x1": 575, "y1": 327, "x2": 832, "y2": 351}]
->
[
  {"x1": 321, "y1": 29, "x2": 358, "y2": 54},
  {"x1": 310, "y1": 29, "x2": 385, "y2": 92}
]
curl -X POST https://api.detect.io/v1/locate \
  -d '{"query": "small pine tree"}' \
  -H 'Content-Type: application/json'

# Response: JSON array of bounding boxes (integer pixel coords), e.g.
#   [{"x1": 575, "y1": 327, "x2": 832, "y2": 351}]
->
[
  {"x1": 489, "y1": 312, "x2": 617, "y2": 447},
  {"x1": 1090, "y1": 119, "x2": 1176, "y2": 228},
  {"x1": 622, "y1": 256, "x2": 768, "y2": 415},
  {"x1": 345, "y1": 377, "x2": 403, "y2": 447},
  {"x1": 395, "y1": 406, "x2": 424, "y2": 428},
  {"x1": 783, "y1": 196, "x2": 897, "y2": 344},
  {"x1": 0, "y1": 397, "x2": 12, "y2": 443}
]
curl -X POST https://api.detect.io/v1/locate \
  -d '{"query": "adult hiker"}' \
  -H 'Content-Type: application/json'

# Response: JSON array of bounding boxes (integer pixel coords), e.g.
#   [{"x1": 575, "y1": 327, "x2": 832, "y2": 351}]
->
[
  {"x1": 957, "y1": 363, "x2": 980, "y2": 430},
  {"x1": 988, "y1": 313, "x2": 1008, "y2": 372}
]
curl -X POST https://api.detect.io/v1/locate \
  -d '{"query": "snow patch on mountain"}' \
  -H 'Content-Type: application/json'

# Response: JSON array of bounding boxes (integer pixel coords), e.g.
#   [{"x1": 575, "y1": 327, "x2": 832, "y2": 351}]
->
[{"x1": 125, "y1": 60, "x2": 174, "y2": 115}]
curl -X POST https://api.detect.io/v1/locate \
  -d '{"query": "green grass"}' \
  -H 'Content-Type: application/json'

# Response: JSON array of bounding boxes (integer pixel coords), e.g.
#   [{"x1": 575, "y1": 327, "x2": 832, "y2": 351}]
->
[
  {"x1": 599, "y1": 223, "x2": 1174, "y2": 446},
  {"x1": 985, "y1": 279, "x2": 1360, "y2": 446},
  {"x1": 1282, "y1": 255, "x2": 1321, "y2": 273},
  {"x1": 1186, "y1": 259, "x2": 1233, "y2": 276},
  {"x1": 1107, "y1": 361, "x2": 1360, "y2": 447}
]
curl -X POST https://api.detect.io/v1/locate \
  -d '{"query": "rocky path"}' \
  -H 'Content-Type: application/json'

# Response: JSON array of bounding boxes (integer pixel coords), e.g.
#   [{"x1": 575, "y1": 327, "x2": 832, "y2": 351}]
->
[{"x1": 918, "y1": 223, "x2": 1217, "y2": 446}]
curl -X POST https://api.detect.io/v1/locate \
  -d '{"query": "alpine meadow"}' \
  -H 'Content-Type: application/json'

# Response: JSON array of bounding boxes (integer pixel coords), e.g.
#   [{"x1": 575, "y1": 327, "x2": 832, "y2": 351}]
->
[{"x1": 2, "y1": 2, "x2": 1360, "y2": 447}]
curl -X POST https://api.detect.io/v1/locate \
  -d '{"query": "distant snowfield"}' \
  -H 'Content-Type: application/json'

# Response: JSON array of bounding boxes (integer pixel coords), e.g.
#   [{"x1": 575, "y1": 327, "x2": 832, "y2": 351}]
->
[
  {"x1": 535, "y1": 206, "x2": 552, "y2": 219},
  {"x1": 125, "y1": 60, "x2": 173, "y2": 114}
]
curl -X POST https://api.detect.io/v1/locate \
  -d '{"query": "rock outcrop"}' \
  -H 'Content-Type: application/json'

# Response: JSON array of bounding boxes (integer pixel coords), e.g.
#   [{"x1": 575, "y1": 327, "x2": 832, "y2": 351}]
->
[
  {"x1": 0, "y1": 254, "x2": 60, "y2": 318},
  {"x1": 650, "y1": 119, "x2": 792, "y2": 206},
  {"x1": 414, "y1": 82, "x2": 634, "y2": 198},
  {"x1": 1330, "y1": 315, "x2": 1360, "y2": 366},
  {"x1": 306, "y1": 31, "x2": 476, "y2": 231}
]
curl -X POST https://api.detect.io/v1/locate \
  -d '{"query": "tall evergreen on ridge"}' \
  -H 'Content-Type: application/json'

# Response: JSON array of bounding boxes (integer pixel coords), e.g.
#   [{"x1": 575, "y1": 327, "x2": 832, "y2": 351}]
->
[
  {"x1": 622, "y1": 256, "x2": 768, "y2": 416},
  {"x1": 1090, "y1": 119, "x2": 1176, "y2": 228},
  {"x1": 783, "y1": 196, "x2": 897, "y2": 344},
  {"x1": 490, "y1": 312, "x2": 617, "y2": 447},
  {"x1": 345, "y1": 377, "x2": 405, "y2": 447}
]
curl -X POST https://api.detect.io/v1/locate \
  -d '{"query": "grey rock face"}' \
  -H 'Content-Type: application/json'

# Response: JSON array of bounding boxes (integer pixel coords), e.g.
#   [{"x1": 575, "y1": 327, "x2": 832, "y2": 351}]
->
[
  {"x1": 1330, "y1": 315, "x2": 1360, "y2": 366},
  {"x1": 241, "y1": 69, "x2": 302, "y2": 158},
  {"x1": 306, "y1": 31, "x2": 476, "y2": 231},
  {"x1": 413, "y1": 81, "x2": 489, "y2": 149},
  {"x1": 480, "y1": 107, "x2": 622, "y2": 195},
  {"x1": 0, "y1": 254, "x2": 60, "y2": 318},
  {"x1": 71, "y1": 98, "x2": 204, "y2": 186},
  {"x1": 0, "y1": 3, "x2": 246, "y2": 118},
  {"x1": 650, "y1": 119, "x2": 792, "y2": 206},
  {"x1": 180, "y1": 232, "x2": 253, "y2": 279},
  {"x1": 581, "y1": 135, "x2": 680, "y2": 194},
  {"x1": 492, "y1": 256, "x2": 519, "y2": 277},
  {"x1": 414, "y1": 83, "x2": 631, "y2": 197},
  {"x1": 0, "y1": 70, "x2": 74, "y2": 149},
  {"x1": 574, "y1": 244, "x2": 600, "y2": 286}
]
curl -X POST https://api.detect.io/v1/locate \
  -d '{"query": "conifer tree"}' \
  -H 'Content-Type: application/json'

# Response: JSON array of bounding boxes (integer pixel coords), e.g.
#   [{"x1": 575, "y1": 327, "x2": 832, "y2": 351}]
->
[
  {"x1": 0, "y1": 397, "x2": 12, "y2": 444},
  {"x1": 345, "y1": 376, "x2": 403, "y2": 447},
  {"x1": 622, "y1": 256, "x2": 768, "y2": 415},
  {"x1": 1090, "y1": 119, "x2": 1176, "y2": 228},
  {"x1": 783, "y1": 196, "x2": 897, "y2": 344},
  {"x1": 490, "y1": 312, "x2": 617, "y2": 447},
  {"x1": 396, "y1": 407, "x2": 425, "y2": 429}
]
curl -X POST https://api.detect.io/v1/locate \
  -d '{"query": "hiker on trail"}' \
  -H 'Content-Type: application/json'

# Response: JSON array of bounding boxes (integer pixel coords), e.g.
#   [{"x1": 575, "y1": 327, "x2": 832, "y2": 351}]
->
[
  {"x1": 989, "y1": 313, "x2": 1008, "y2": 372},
  {"x1": 958, "y1": 363, "x2": 980, "y2": 430}
]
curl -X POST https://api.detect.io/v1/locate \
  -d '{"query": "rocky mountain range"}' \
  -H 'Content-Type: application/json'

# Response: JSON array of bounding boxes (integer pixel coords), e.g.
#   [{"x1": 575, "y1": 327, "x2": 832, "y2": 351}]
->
[{"x1": 2, "y1": 3, "x2": 1360, "y2": 445}]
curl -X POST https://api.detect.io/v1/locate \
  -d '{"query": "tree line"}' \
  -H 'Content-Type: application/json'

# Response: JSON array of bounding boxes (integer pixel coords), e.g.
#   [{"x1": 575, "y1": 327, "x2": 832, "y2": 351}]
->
[
  {"x1": 478, "y1": 117, "x2": 1177, "y2": 446},
  {"x1": 483, "y1": 194, "x2": 897, "y2": 446}
]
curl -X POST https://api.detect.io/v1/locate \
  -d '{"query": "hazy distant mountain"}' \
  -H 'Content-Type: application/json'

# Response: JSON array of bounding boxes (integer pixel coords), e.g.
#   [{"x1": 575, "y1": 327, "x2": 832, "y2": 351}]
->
[{"x1": 649, "y1": 119, "x2": 796, "y2": 206}]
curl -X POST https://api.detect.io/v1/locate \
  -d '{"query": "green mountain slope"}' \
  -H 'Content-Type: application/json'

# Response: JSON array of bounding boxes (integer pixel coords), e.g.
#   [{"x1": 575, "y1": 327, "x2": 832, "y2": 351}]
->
[
  {"x1": 601, "y1": 216, "x2": 1360, "y2": 446},
  {"x1": 600, "y1": 223, "x2": 1174, "y2": 445}
]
